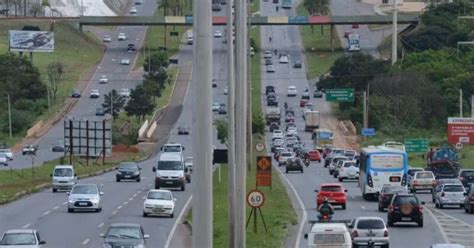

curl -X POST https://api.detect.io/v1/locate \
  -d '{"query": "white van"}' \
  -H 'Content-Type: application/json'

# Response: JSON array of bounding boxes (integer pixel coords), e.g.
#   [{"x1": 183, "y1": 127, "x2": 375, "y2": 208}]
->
[
  {"x1": 186, "y1": 31, "x2": 193, "y2": 45},
  {"x1": 304, "y1": 223, "x2": 352, "y2": 248},
  {"x1": 51, "y1": 165, "x2": 77, "y2": 192},
  {"x1": 153, "y1": 152, "x2": 187, "y2": 191}
]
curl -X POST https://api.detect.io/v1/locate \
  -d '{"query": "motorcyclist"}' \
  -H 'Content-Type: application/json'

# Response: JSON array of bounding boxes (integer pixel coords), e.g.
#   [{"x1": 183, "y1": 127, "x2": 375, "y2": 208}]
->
[
  {"x1": 284, "y1": 102, "x2": 288, "y2": 109},
  {"x1": 318, "y1": 197, "x2": 334, "y2": 220},
  {"x1": 269, "y1": 36, "x2": 272, "y2": 43},
  {"x1": 274, "y1": 49, "x2": 278, "y2": 55}
]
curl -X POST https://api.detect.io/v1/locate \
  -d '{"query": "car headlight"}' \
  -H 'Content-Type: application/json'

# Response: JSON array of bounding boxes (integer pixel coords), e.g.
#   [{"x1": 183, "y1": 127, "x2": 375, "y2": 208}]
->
[
  {"x1": 68, "y1": 198, "x2": 76, "y2": 203},
  {"x1": 133, "y1": 171, "x2": 140, "y2": 175},
  {"x1": 116, "y1": 171, "x2": 122, "y2": 175},
  {"x1": 91, "y1": 197, "x2": 100, "y2": 203}
]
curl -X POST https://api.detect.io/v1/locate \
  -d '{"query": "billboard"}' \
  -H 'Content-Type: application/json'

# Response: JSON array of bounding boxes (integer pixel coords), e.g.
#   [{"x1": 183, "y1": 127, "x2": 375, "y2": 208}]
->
[
  {"x1": 9, "y1": 30, "x2": 54, "y2": 52},
  {"x1": 64, "y1": 120, "x2": 112, "y2": 157},
  {"x1": 447, "y1": 117, "x2": 474, "y2": 145}
]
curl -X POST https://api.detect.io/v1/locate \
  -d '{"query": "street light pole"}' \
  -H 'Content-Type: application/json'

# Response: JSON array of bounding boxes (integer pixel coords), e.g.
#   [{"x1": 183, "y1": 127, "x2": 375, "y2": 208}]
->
[
  {"x1": 391, "y1": 0, "x2": 398, "y2": 65},
  {"x1": 192, "y1": 0, "x2": 213, "y2": 246},
  {"x1": 7, "y1": 94, "x2": 12, "y2": 139}
]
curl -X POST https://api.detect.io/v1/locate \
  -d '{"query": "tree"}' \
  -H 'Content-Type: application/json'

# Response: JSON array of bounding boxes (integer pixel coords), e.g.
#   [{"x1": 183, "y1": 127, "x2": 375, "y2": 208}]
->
[
  {"x1": 124, "y1": 85, "x2": 155, "y2": 122},
  {"x1": 102, "y1": 89, "x2": 126, "y2": 118},
  {"x1": 303, "y1": 0, "x2": 330, "y2": 34},
  {"x1": 215, "y1": 119, "x2": 228, "y2": 146},
  {"x1": 46, "y1": 61, "x2": 64, "y2": 101},
  {"x1": 143, "y1": 52, "x2": 169, "y2": 98},
  {"x1": 144, "y1": 52, "x2": 169, "y2": 73},
  {"x1": 30, "y1": 2, "x2": 43, "y2": 17}
]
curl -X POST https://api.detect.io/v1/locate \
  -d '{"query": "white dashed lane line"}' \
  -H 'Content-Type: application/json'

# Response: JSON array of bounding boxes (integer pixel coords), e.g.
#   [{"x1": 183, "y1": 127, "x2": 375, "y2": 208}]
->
[
  {"x1": 117, "y1": 205, "x2": 122, "y2": 209},
  {"x1": 112, "y1": 210, "x2": 117, "y2": 215},
  {"x1": 124, "y1": 201, "x2": 128, "y2": 205},
  {"x1": 129, "y1": 197, "x2": 133, "y2": 201},
  {"x1": 98, "y1": 223, "x2": 104, "y2": 228},
  {"x1": 42, "y1": 211, "x2": 50, "y2": 216},
  {"x1": 82, "y1": 239, "x2": 90, "y2": 245},
  {"x1": 53, "y1": 206, "x2": 59, "y2": 210},
  {"x1": 22, "y1": 224, "x2": 30, "y2": 229}
]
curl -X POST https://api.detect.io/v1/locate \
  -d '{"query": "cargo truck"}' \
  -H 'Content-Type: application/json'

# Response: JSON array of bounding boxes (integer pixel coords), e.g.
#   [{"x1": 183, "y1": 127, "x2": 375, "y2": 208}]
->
[
  {"x1": 265, "y1": 107, "x2": 281, "y2": 125},
  {"x1": 304, "y1": 111, "x2": 320, "y2": 132},
  {"x1": 347, "y1": 34, "x2": 360, "y2": 52}
]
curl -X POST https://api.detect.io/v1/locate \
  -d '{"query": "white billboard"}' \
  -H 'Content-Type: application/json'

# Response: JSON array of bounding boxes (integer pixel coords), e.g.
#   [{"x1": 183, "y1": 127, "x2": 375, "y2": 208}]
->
[{"x1": 9, "y1": 30, "x2": 54, "y2": 52}]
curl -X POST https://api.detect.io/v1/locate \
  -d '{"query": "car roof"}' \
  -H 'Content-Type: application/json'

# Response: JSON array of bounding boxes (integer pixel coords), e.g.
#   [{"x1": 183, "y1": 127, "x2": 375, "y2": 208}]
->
[
  {"x1": 4, "y1": 229, "x2": 36, "y2": 234},
  {"x1": 159, "y1": 152, "x2": 182, "y2": 160},
  {"x1": 109, "y1": 223, "x2": 141, "y2": 228},
  {"x1": 148, "y1": 189, "x2": 171, "y2": 194},
  {"x1": 54, "y1": 165, "x2": 73, "y2": 169},
  {"x1": 73, "y1": 183, "x2": 98, "y2": 188},
  {"x1": 354, "y1": 216, "x2": 384, "y2": 221},
  {"x1": 310, "y1": 223, "x2": 348, "y2": 232}
]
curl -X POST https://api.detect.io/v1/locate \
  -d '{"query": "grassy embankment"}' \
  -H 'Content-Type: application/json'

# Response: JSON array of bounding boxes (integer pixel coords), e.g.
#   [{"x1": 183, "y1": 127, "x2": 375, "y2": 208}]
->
[{"x1": 0, "y1": 21, "x2": 104, "y2": 146}]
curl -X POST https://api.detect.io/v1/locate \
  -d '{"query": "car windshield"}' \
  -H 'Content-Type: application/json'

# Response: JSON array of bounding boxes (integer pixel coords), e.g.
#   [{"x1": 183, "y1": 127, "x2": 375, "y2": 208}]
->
[
  {"x1": 313, "y1": 234, "x2": 345, "y2": 245},
  {"x1": 71, "y1": 185, "x2": 98, "y2": 194},
  {"x1": 461, "y1": 171, "x2": 474, "y2": 177},
  {"x1": 54, "y1": 168, "x2": 73, "y2": 177},
  {"x1": 0, "y1": 233, "x2": 36, "y2": 245},
  {"x1": 416, "y1": 172, "x2": 434, "y2": 179},
  {"x1": 443, "y1": 185, "x2": 464, "y2": 192},
  {"x1": 147, "y1": 191, "x2": 172, "y2": 200},
  {"x1": 409, "y1": 169, "x2": 422, "y2": 176},
  {"x1": 357, "y1": 219, "x2": 385, "y2": 229},
  {"x1": 106, "y1": 227, "x2": 141, "y2": 239},
  {"x1": 119, "y1": 163, "x2": 137, "y2": 170},
  {"x1": 333, "y1": 157, "x2": 347, "y2": 163},
  {"x1": 163, "y1": 146, "x2": 181, "y2": 152},
  {"x1": 383, "y1": 186, "x2": 407, "y2": 193},
  {"x1": 343, "y1": 162, "x2": 357, "y2": 168},
  {"x1": 393, "y1": 196, "x2": 418, "y2": 205},
  {"x1": 158, "y1": 161, "x2": 183, "y2": 170},
  {"x1": 0, "y1": 149, "x2": 10, "y2": 153},
  {"x1": 281, "y1": 153, "x2": 293, "y2": 157},
  {"x1": 321, "y1": 186, "x2": 342, "y2": 192}
]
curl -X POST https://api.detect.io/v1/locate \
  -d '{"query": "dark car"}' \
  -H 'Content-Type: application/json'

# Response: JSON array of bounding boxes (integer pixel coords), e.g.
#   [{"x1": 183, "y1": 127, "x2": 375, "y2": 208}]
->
[
  {"x1": 267, "y1": 98, "x2": 278, "y2": 107},
  {"x1": 387, "y1": 193, "x2": 425, "y2": 227},
  {"x1": 51, "y1": 140, "x2": 65, "y2": 152},
  {"x1": 71, "y1": 89, "x2": 81, "y2": 98},
  {"x1": 101, "y1": 223, "x2": 149, "y2": 247},
  {"x1": 95, "y1": 107, "x2": 105, "y2": 116},
  {"x1": 127, "y1": 43, "x2": 136, "y2": 52},
  {"x1": 178, "y1": 126, "x2": 190, "y2": 135},
  {"x1": 459, "y1": 169, "x2": 474, "y2": 189},
  {"x1": 377, "y1": 185, "x2": 408, "y2": 211},
  {"x1": 116, "y1": 162, "x2": 141, "y2": 182},
  {"x1": 265, "y1": 59, "x2": 273, "y2": 66},
  {"x1": 293, "y1": 61, "x2": 302, "y2": 68},
  {"x1": 269, "y1": 122, "x2": 279, "y2": 132},
  {"x1": 218, "y1": 104, "x2": 227, "y2": 114},
  {"x1": 286, "y1": 158, "x2": 304, "y2": 173},
  {"x1": 212, "y1": 79, "x2": 217, "y2": 88},
  {"x1": 212, "y1": 4, "x2": 221, "y2": 11},
  {"x1": 431, "y1": 178, "x2": 463, "y2": 202},
  {"x1": 265, "y1": 85, "x2": 275, "y2": 95},
  {"x1": 426, "y1": 160, "x2": 460, "y2": 179},
  {"x1": 464, "y1": 185, "x2": 474, "y2": 214},
  {"x1": 313, "y1": 90, "x2": 323, "y2": 98},
  {"x1": 266, "y1": 92, "x2": 276, "y2": 100}
]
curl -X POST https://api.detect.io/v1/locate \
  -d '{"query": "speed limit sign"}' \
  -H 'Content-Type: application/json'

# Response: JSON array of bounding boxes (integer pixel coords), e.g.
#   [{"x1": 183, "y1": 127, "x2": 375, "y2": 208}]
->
[{"x1": 247, "y1": 189, "x2": 265, "y2": 208}]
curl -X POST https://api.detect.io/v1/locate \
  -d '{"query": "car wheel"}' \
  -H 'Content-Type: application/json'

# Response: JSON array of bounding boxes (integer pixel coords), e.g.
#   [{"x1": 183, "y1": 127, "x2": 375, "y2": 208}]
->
[
  {"x1": 342, "y1": 203, "x2": 346, "y2": 210},
  {"x1": 333, "y1": 174, "x2": 337, "y2": 178},
  {"x1": 439, "y1": 204, "x2": 443, "y2": 209},
  {"x1": 329, "y1": 170, "x2": 333, "y2": 175},
  {"x1": 143, "y1": 212, "x2": 148, "y2": 217},
  {"x1": 381, "y1": 244, "x2": 389, "y2": 248},
  {"x1": 469, "y1": 206, "x2": 474, "y2": 214},
  {"x1": 116, "y1": 178, "x2": 120, "y2": 182},
  {"x1": 285, "y1": 169, "x2": 288, "y2": 174},
  {"x1": 96, "y1": 208, "x2": 102, "y2": 212},
  {"x1": 170, "y1": 213, "x2": 174, "y2": 218},
  {"x1": 465, "y1": 206, "x2": 469, "y2": 213},
  {"x1": 338, "y1": 178, "x2": 343, "y2": 182},
  {"x1": 387, "y1": 219, "x2": 393, "y2": 227},
  {"x1": 460, "y1": 204, "x2": 464, "y2": 209},
  {"x1": 418, "y1": 219, "x2": 424, "y2": 227},
  {"x1": 378, "y1": 203, "x2": 384, "y2": 212},
  {"x1": 155, "y1": 184, "x2": 160, "y2": 189},
  {"x1": 68, "y1": 208, "x2": 73, "y2": 213},
  {"x1": 181, "y1": 184, "x2": 186, "y2": 191},
  {"x1": 432, "y1": 197, "x2": 435, "y2": 203},
  {"x1": 435, "y1": 202, "x2": 439, "y2": 208},
  {"x1": 137, "y1": 178, "x2": 141, "y2": 182},
  {"x1": 52, "y1": 188, "x2": 57, "y2": 193},
  {"x1": 187, "y1": 177, "x2": 191, "y2": 183}
]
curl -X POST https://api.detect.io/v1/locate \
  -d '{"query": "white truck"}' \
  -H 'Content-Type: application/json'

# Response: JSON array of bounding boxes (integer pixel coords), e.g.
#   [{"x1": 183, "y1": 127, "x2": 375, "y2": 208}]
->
[
  {"x1": 265, "y1": 107, "x2": 281, "y2": 125},
  {"x1": 304, "y1": 111, "x2": 320, "y2": 132},
  {"x1": 347, "y1": 34, "x2": 360, "y2": 52}
]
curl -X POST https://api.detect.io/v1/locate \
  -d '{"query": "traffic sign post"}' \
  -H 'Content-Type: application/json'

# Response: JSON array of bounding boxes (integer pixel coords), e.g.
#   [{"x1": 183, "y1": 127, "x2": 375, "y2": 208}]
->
[
  {"x1": 404, "y1": 139, "x2": 429, "y2": 153},
  {"x1": 255, "y1": 142, "x2": 265, "y2": 152},
  {"x1": 246, "y1": 190, "x2": 268, "y2": 233},
  {"x1": 325, "y1": 88, "x2": 355, "y2": 102},
  {"x1": 256, "y1": 156, "x2": 272, "y2": 188},
  {"x1": 361, "y1": 128, "x2": 376, "y2": 137}
]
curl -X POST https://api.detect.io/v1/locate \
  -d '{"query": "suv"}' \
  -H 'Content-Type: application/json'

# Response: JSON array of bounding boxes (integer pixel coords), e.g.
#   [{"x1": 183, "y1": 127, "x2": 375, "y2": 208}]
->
[
  {"x1": 459, "y1": 169, "x2": 474, "y2": 189},
  {"x1": 349, "y1": 217, "x2": 389, "y2": 248},
  {"x1": 387, "y1": 193, "x2": 425, "y2": 227},
  {"x1": 410, "y1": 171, "x2": 436, "y2": 193},
  {"x1": 431, "y1": 178, "x2": 463, "y2": 203},
  {"x1": 127, "y1": 43, "x2": 136, "y2": 52},
  {"x1": 278, "y1": 152, "x2": 294, "y2": 166},
  {"x1": 329, "y1": 156, "x2": 348, "y2": 175},
  {"x1": 377, "y1": 185, "x2": 408, "y2": 211},
  {"x1": 464, "y1": 185, "x2": 474, "y2": 214},
  {"x1": 434, "y1": 184, "x2": 465, "y2": 209},
  {"x1": 337, "y1": 160, "x2": 359, "y2": 182},
  {"x1": 285, "y1": 158, "x2": 304, "y2": 174}
]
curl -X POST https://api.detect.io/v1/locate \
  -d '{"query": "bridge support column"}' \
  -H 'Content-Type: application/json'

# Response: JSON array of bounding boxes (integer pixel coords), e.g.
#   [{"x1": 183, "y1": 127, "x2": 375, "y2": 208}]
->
[
  {"x1": 79, "y1": 24, "x2": 83, "y2": 33},
  {"x1": 330, "y1": 24, "x2": 334, "y2": 52}
]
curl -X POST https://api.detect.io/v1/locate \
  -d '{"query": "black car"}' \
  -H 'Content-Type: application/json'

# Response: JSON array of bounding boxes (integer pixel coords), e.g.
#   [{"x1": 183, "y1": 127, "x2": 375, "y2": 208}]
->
[
  {"x1": 265, "y1": 85, "x2": 275, "y2": 95},
  {"x1": 101, "y1": 223, "x2": 149, "y2": 247},
  {"x1": 293, "y1": 61, "x2": 302, "y2": 68},
  {"x1": 266, "y1": 93, "x2": 276, "y2": 100},
  {"x1": 218, "y1": 104, "x2": 227, "y2": 114},
  {"x1": 51, "y1": 140, "x2": 65, "y2": 152},
  {"x1": 116, "y1": 162, "x2": 141, "y2": 182},
  {"x1": 71, "y1": 89, "x2": 81, "y2": 98},
  {"x1": 265, "y1": 59, "x2": 273, "y2": 66},
  {"x1": 212, "y1": 79, "x2": 217, "y2": 88},
  {"x1": 127, "y1": 43, "x2": 136, "y2": 52},
  {"x1": 178, "y1": 126, "x2": 190, "y2": 135},
  {"x1": 387, "y1": 193, "x2": 425, "y2": 227},
  {"x1": 267, "y1": 98, "x2": 278, "y2": 107},
  {"x1": 286, "y1": 158, "x2": 304, "y2": 173},
  {"x1": 96, "y1": 107, "x2": 105, "y2": 116},
  {"x1": 464, "y1": 185, "x2": 474, "y2": 214},
  {"x1": 459, "y1": 169, "x2": 474, "y2": 189},
  {"x1": 377, "y1": 185, "x2": 408, "y2": 211},
  {"x1": 269, "y1": 122, "x2": 279, "y2": 132}
]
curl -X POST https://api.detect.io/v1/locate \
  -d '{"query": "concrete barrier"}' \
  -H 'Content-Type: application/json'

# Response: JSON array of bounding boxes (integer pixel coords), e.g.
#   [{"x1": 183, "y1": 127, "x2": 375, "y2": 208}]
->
[
  {"x1": 146, "y1": 121, "x2": 157, "y2": 139},
  {"x1": 26, "y1": 120, "x2": 44, "y2": 138},
  {"x1": 103, "y1": 0, "x2": 132, "y2": 15},
  {"x1": 138, "y1": 120, "x2": 149, "y2": 139}
]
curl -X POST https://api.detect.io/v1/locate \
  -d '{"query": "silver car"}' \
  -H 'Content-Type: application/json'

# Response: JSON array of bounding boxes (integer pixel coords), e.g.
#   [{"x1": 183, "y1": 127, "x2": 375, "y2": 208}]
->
[
  {"x1": 349, "y1": 217, "x2": 389, "y2": 248},
  {"x1": 0, "y1": 229, "x2": 46, "y2": 247},
  {"x1": 435, "y1": 184, "x2": 466, "y2": 209},
  {"x1": 0, "y1": 149, "x2": 13, "y2": 160},
  {"x1": 67, "y1": 184, "x2": 103, "y2": 212}
]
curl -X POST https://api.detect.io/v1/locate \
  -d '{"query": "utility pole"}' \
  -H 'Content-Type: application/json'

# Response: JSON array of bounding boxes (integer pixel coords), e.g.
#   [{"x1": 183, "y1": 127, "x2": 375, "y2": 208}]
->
[
  {"x1": 226, "y1": 0, "x2": 236, "y2": 245},
  {"x1": 7, "y1": 94, "x2": 12, "y2": 139},
  {"x1": 471, "y1": 94, "x2": 474, "y2": 118},
  {"x1": 110, "y1": 92, "x2": 114, "y2": 120},
  {"x1": 192, "y1": 0, "x2": 213, "y2": 246},
  {"x1": 391, "y1": 0, "x2": 398, "y2": 65},
  {"x1": 247, "y1": 0, "x2": 252, "y2": 172},
  {"x1": 81, "y1": 0, "x2": 84, "y2": 16},
  {"x1": 459, "y1": 89, "x2": 463, "y2": 117},
  {"x1": 235, "y1": 0, "x2": 248, "y2": 245},
  {"x1": 363, "y1": 91, "x2": 368, "y2": 129}
]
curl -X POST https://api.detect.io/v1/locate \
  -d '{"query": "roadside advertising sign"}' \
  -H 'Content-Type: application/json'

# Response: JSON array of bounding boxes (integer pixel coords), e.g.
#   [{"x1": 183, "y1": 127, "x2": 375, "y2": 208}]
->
[
  {"x1": 256, "y1": 156, "x2": 272, "y2": 187},
  {"x1": 9, "y1": 30, "x2": 54, "y2": 52},
  {"x1": 447, "y1": 117, "x2": 474, "y2": 145}
]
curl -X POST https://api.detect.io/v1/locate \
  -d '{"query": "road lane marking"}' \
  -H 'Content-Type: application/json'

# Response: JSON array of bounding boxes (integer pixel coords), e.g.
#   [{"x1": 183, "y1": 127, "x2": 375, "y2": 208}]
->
[
  {"x1": 82, "y1": 239, "x2": 90, "y2": 245},
  {"x1": 112, "y1": 210, "x2": 117, "y2": 215},
  {"x1": 117, "y1": 205, "x2": 122, "y2": 209},
  {"x1": 62, "y1": 202, "x2": 68, "y2": 205},
  {"x1": 361, "y1": 206, "x2": 366, "y2": 210},
  {"x1": 164, "y1": 196, "x2": 193, "y2": 248},
  {"x1": 43, "y1": 211, "x2": 50, "y2": 216},
  {"x1": 22, "y1": 224, "x2": 30, "y2": 228},
  {"x1": 426, "y1": 207, "x2": 450, "y2": 243},
  {"x1": 98, "y1": 222, "x2": 104, "y2": 228},
  {"x1": 148, "y1": 183, "x2": 152, "y2": 186},
  {"x1": 124, "y1": 201, "x2": 128, "y2": 205},
  {"x1": 133, "y1": 193, "x2": 137, "y2": 197},
  {"x1": 129, "y1": 197, "x2": 133, "y2": 201}
]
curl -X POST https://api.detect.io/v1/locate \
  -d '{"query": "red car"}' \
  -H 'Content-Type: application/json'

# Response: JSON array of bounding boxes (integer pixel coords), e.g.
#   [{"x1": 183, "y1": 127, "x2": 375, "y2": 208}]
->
[
  {"x1": 308, "y1": 150, "x2": 321, "y2": 162},
  {"x1": 315, "y1": 183, "x2": 347, "y2": 209},
  {"x1": 300, "y1": 99, "x2": 309, "y2": 107}
]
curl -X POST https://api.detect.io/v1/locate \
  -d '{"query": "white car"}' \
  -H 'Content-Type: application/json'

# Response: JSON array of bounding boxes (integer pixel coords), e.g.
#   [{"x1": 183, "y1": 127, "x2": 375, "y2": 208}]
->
[
  {"x1": 130, "y1": 7, "x2": 137, "y2": 14},
  {"x1": 301, "y1": 90, "x2": 310, "y2": 99},
  {"x1": 0, "y1": 153, "x2": 7, "y2": 166},
  {"x1": 337, "y1": 160, "x2": 359, "y2": 181},
  {"x1": 99, "y1": 75, "x2": 108, "y2": 84},
  {"x1": 272, "y1": 138, "x2": 284, "y2": 147},
  {"x1": 143, "y1": 189, "x2": 176, "y2": 217},
  {"x1": 0, "y1": 229, "x2": 46, "y2": 247},
  {"x1": 67, "y1": 184, "x2": 103, "y2": 212},
  {"x1": 118, "y1": 33, "x2": 126, "y2": 41},
  {"x1": 263, "y1": 50, "x2": 272, "y2": 59},
  {"x1": 266, "y1": 64, "x2": 275, "y2": 73},
  {"x1": 279, "y1": 54, "x2": 289, "y2": 63},
  {"x1": 0, "y1": 149, "x2": 13, "y2": 160},
  {"x1": 121, "y1": 58, "x2": 130, "y2": 65},
  {"x1": 278, "y1": 151, "x2": 295, "y2": 166},
  {"x1": 349, "y1": 217, "x2": 389, "y2": 248},
  {"x1": 184, "y1": 157, "x2": 193, "y2": 172},
  {"x1": 102, "y1": 35, "x2": 111, "y2": 42},
  {"x1": 214, "y1": 30, "x2": 222, "y2": 38},
  {"x1": 224, "y1": 87, "x2": 228, "y2": 95},
  {"x1": 410, "y1": 171, "x2": 436, "y2": 193},
  {"x1": 287, "y1": 126, "x2": 297, "y2": 136},
  {"x1": 90, "y1": 89, "x2": 100, "y2": 98},
  {"x1": 212, "y1": 103, "x2": 221, "y2": 111},
  {"x1": 120, "y1": 88, "x2": 131, "y2": 98},
  {"x1": 272, "y1": 130, "x2": 284, "y2": 140},
  {"x1": 287, "y1": 86, "x2": 297, "y2": 97}
]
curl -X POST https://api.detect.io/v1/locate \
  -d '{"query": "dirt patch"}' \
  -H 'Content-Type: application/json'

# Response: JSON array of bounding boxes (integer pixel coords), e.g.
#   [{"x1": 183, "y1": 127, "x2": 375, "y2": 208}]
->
[{"x1": 112, "y1": 144, "x2": 139, "y2": 153}]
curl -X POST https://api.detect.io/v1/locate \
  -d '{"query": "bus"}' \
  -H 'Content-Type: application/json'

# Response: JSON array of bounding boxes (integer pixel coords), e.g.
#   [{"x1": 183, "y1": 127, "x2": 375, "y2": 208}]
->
[
  {"x1": 282, "y1": 0, "x2": 292, "y2": 9},
  {"x1": 312, "y1": 128, "x2": 333, "y2": 148},
  {"x1": 359, "y1": 146, "x2": 408, "y2": 200}
]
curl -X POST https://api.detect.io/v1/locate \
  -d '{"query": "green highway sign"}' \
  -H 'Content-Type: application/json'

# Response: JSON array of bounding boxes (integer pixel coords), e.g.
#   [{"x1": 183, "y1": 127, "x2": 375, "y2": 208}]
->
[
  {"x1": 325, "y1": 88, "x2": 355, "y2": 102},
  {"x1": 404, "y1": 139, "x2": 429, "y2": 153}
]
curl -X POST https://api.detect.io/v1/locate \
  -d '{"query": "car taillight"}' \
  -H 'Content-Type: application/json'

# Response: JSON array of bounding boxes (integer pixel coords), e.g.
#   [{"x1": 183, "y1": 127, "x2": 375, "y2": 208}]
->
[
  {"x1": 431, "y1": 180, "x2": 437, "y2": 186},
  {"x1": 388, "y1": 205, "x2": 394, "y2": 212},
  {"x1": 415, "y1": 205, "x2": 424, "y2": 213},
  {"x1": 352, "y1": 230, "x2": 358, "y2": 238},
  {"x1": 413, "y1": 180, "x2": 419, "y2": 186},
  {"x1": 368, "y1": 175, "x2": 373, "y2": 187},
  {"x1": 401, "y1": 174, "x2": 407, "y2": 186},
  {"x1": 384, "y1": 230, "x2": 389, "y2": 237},
  {"x1": 459, "y1": 176, "x2": 465, "y2": 181}
]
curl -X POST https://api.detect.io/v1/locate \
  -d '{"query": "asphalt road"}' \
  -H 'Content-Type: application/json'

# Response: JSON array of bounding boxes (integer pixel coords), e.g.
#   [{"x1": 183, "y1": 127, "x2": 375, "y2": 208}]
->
[
  {"x1": 259, "y1": 0, "x2": 473, "y2": 247},
  {"x1": 0, "y1": 2, "x2": 231, "y2": 248},
  {"x1": 1, "y1": 0, "x2": 156, "y2": 170}
]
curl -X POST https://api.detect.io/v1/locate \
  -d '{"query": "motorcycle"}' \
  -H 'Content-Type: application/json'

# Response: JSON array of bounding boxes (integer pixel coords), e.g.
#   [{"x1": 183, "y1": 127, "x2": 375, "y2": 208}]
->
[
  {"x1": 317, "y1": 211, "x2": 332, "y2": 222},
  {"x1": 303, "y1": 158, "x2": 310, "y2": 167}
]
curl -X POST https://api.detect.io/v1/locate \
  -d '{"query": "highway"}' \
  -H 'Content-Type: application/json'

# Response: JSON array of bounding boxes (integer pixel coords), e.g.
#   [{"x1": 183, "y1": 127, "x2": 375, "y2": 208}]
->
[
  {"x1": 259, "y1": 0, "x2": 474, "y2": 247},
  {"x1": 0, "y1": 1, "x2": 231, "y2": 248}
]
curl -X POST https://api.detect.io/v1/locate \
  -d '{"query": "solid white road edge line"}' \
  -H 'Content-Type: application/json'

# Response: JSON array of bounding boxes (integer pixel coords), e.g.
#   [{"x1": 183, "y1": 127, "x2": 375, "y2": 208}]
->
[
  {"x1": 425, "y1": 208, "x2": 449, "y2": 243},
  {"x1": 273, "y1": 164, "x2": 307, "y2": 248},
  {"x1": 164, "y1": 195, "x2": 193, "y2": 248}
]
